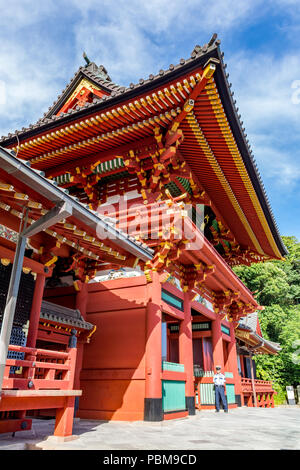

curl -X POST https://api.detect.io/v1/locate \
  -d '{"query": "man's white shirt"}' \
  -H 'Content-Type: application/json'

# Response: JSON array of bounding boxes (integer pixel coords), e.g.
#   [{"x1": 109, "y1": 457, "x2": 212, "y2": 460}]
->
[{"x1": 213, "y1": 373, "x2": 226, "y2": 386}]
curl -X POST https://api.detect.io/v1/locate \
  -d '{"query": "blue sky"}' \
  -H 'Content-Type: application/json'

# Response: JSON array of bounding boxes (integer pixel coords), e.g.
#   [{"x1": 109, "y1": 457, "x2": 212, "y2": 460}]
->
[{"x1": 0, "y1": 0, "x2": 299, "y2": 242}]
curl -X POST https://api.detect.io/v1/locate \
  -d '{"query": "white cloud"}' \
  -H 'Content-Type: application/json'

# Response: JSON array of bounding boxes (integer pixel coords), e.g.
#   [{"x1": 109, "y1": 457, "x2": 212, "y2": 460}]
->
[
  {"x1": 226, "y1": 51, "x2": 300, "y2": 190},
  {"x1": 251, "y1": 140, "x2": 300, "y2": 188},
  {"x1": 70, "y1": 0, "x2": 261, "y2": 34},
  {"x1": 0, "y1": 0, "x2": 299, "y2": 182},
  {"x1": 70, "y1": 0, "x2": 264, "y2": 84},
  {"x1": 0, "y1": 37, "x2": 68, "y2": 136},
  {"x1": 0, "y1": 0, "x2": 265, "y2": 135},
  {"x1": 73, "y1": 17, "x2": 159, "y2": 85},
  {"x1": 0, "y1": 0, "x2": 56, "y2": 28},
  {"x1": 0, "y1": 1, "x2": 73, "y2": 136},
  {"x1": 226, "y1": 53, "x2": 300, "y2": 124}
]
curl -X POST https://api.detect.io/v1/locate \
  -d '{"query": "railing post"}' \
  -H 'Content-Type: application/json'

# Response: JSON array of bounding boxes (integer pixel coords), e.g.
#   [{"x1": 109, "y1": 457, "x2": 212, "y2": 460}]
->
[
  {"x1": 53, "y1": 330, "x2": 78, "y2": 439},
  {"x1": 3, "y1": 362, "x2": 10, "y2": 385},
  {"x1": 265, "y1": 393, "x2": 270, "y2": 408},
  {"x1": 23, "y1": 349, "x2": 37, "y2": 389},
  {"x1": 248, "y1": 393, "x2": 253, "y2": 407},
  {"x1": 66, "y1": 329, "x2": 77, "y2": 389}
]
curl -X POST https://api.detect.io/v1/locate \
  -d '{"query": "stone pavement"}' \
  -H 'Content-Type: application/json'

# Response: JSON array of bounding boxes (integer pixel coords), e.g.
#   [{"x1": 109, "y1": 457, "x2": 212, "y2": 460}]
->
[{"x1": 0, "y1": 407, "x2": 299, "y2": 450}]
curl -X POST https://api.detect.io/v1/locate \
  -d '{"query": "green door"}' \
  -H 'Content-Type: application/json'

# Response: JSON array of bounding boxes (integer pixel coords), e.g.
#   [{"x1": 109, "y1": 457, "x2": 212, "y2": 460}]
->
[
  {"x1": 162, "y1": 380, "x2": 186, "y2": 412},
  {"x1": 225, "y1": 372, "x2": 236, "y2": 404}
]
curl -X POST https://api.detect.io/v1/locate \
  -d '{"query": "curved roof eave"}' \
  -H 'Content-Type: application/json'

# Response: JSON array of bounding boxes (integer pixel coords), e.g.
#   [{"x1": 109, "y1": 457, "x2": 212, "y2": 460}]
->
[{"x1": 0, "y1": 39, "x2": 287, "y2": 258}]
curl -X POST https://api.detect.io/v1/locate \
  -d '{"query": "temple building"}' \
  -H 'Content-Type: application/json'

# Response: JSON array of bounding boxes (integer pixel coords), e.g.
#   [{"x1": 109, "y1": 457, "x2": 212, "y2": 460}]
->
[{"x1": 0, "y1": 34, "x2": 286, "y2": 435}]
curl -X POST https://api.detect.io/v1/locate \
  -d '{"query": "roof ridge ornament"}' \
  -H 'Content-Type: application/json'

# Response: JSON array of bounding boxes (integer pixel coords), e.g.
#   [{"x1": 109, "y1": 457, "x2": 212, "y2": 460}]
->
[
  {"x1": 191, "y1": 33, "x2": 219, "y2": 58},
  {"x1": 83, "y1": 51, "x2": 91, "y2": 65},
  {"x1": 208, "y1": 33, "x2": 218, "y2": 48},
  {"x1": 83, "y1": 51, "x2": 112, "y2": 82}
]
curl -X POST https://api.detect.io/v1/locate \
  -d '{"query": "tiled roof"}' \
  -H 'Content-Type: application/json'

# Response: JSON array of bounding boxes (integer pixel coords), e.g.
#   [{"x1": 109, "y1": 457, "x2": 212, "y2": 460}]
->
[
  {"x1": 0, "y1": 35, "x2": 220, "y2": 142},
  {"x1": 238, "y1": 311, "x2": 281, "y2": 352},
  {"x1": 0, "y1": 34, "x2": 287, "y2": 258},
  {"x1": 40, "y1": 300, "x2": 93, "y2": 330},
  {"x1": 41, "y1": 61, "x2": 125, "y2": 121},
  {"x1": 239, "y1": 312, "x2": 259, "y2": 332}
]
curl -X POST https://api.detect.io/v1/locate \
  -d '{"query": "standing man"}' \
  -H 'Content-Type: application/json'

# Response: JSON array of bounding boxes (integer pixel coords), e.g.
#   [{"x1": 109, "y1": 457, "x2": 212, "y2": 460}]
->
[{"x1": 213, "y1": 366, "x2": 228, "y2": 413}]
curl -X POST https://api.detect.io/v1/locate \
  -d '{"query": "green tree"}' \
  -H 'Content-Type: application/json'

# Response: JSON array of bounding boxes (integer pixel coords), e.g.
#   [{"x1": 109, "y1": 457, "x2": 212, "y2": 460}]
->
[
  {"x1": 233, "y1": 236, "x2": 300, "y2": 401},
  {"x1": 234, "y1": 263, "x2": 290, "y2": 306}
]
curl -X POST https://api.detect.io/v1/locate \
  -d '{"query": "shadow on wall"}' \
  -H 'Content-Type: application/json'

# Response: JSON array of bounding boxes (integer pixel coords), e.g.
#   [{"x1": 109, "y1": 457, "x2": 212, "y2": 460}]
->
[{"x1": 45, "y1": 275, "x2": 151, "y2": 422}]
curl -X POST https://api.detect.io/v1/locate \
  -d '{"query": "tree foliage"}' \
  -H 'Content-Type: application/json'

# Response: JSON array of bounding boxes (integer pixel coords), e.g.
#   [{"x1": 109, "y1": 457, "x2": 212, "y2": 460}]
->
[
  {"x1": 234, "y1": 262, "x2": 290, "y2": 306},
  {"x1": 233, "y1": 236, "x2": 300, "y2": 396}
]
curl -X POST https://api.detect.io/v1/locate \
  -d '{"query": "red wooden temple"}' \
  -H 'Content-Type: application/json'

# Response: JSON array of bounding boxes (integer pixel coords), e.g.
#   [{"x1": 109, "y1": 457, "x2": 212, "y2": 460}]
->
[{"x1": 0, "y1": 34, "x2": 286, "y2": 436}]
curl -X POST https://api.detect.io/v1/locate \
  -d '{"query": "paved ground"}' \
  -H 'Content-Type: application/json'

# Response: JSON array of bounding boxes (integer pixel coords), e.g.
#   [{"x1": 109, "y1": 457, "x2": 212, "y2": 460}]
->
[{"x1": 0, "y1": 407, "x2": 299, "y2": 450}]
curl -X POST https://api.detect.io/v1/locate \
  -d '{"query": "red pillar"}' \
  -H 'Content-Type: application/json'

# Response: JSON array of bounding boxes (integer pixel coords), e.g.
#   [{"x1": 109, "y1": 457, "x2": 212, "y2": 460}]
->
[
  {"x1": 179, "y1": 292, "x2": 195, "y2": 415},
  {"x1": 74, "y1": 282, "x2": 88, "y2": 389},
  {"x1": 26, "y1": 273, "x2": 46, "y2": 348},
  {"x1": 75, "y1": 282, "x2": 88, "y2": 320},
  {"x1": 227, "y1": 322, "x2": 242, "y2": 407},
  {"x1": 240, "y1": 353, "x2": 245, "y2": 377},
  {"x1": 74, "y1": 282, "x2": 89, "y2": 415},
  {"x1": 211, "y1": 315, "x2": 224, "y2": 370},
  {"x1": 144, "y1": 271, "x2": 162, "y2": 421}
]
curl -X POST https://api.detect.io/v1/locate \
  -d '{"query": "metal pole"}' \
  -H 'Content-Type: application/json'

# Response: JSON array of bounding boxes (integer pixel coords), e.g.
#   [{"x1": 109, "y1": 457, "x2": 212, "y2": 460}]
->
[
  {"x1": 249, "y1": 353, "x2": 257, "y2": 407},
  {"x1": 0, "y1": 234, "x2": 27, "y2": 392}
]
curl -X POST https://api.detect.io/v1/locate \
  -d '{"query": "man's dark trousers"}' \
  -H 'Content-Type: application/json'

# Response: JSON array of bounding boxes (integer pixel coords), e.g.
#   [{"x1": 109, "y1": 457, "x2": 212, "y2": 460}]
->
[{"x1": 215, "y1": 385, "x2": 228, "y2": 411}]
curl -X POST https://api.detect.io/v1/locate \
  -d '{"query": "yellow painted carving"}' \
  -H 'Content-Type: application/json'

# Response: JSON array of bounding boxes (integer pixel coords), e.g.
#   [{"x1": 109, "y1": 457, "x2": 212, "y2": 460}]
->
[{"x1": 61, "y1": 78, "x2": 103, "y2": 112}]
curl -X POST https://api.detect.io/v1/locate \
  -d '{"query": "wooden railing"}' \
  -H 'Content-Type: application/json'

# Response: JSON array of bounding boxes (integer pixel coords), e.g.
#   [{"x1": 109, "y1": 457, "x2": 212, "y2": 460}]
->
[
  {"x1": 241, "y1": 378, "x2": 273, "y2": 393},
  {"x1": 0, "y1": 339, "x2": 81, "y2": 437},
  {"x1": 241, "y1": 378, "x2": 275, "y2": 408},
  {"x1": 3, "y1": 344, "x2": 77, "y2": 391}
]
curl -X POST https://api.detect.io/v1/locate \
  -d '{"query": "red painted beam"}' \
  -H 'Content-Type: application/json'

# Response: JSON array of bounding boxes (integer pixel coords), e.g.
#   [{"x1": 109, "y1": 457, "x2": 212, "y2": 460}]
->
[
  {"x1": 191, "y1": 300, "x2": 217, "y2": 320},
  {"x1": 161, "y1": 370, "x2": 187, "y2": 381},
  {"x1": 164, "y1": 410, "x2": 189, "y2": 420},
  {"x1": 0, "y1": 418, "x2": 32, "y2": 434},
  {"x1": 46, "y1": 136, "x2": 156, "y2": 178},
  {"x1": 0, "y1": 395, "x2": 66, "y2": 412},
  {"x1": 0, "y1": 244, "x2": 48, "y2": 275},
  {"x1": 161, "y1": 300, "x2": 184, "y2": 321}
]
